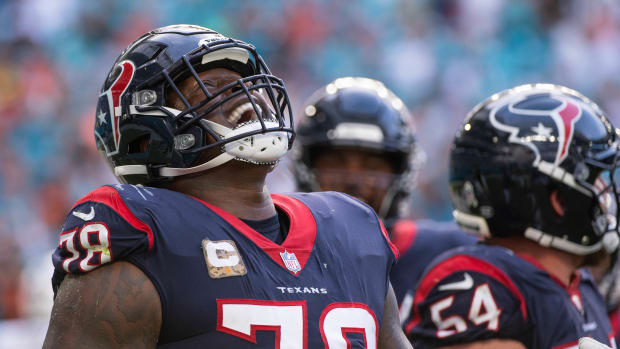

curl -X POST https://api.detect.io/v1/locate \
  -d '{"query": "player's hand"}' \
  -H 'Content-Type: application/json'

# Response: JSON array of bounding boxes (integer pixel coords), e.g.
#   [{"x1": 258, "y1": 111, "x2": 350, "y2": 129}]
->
[{"x1": 579, "y1": 337, "x2": 612, "y2": 349}]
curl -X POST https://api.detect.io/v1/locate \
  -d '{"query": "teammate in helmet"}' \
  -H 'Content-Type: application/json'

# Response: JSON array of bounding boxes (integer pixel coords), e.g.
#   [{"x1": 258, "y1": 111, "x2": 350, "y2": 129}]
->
[
  {"x1": 294, "y1": 77, "x2": 477, "y2": 315},
  {"x1": 44, "y1": 25, "x2": 411, "y2": 348},
  {"x1": 294, "y1": 77, "x2": 418, "y2": 223},
  {"x1": 406, "y1": 83, "x2": 620, "y2": 348}
]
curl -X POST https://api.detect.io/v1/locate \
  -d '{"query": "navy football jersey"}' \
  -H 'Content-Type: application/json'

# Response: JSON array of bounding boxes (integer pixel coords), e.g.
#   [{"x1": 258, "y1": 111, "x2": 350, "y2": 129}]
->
[
  {"x1": 388, "y1": 219, "x2": 477, "y2": 322},
  {"x1": 405, "y1": 244, "x2": 616, "y2": 349},
  {"x1": 52, "y1": 185, "x2": 397, "y2": 348}
]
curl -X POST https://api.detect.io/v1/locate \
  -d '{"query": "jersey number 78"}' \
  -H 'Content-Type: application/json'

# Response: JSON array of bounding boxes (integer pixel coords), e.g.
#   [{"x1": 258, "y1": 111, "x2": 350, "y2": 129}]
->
[{"x1": 218, "y1": 299, "x2": 378, "y2": 348}]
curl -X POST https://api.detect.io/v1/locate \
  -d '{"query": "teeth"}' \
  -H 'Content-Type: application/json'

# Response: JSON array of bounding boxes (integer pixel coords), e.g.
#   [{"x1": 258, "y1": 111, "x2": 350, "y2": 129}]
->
[
  {"x1": 234, "y1": 157, "x2": 280, "y2": 166},
  {"x1": 227, "y1": 102, "x2": 262, "y2": 124}
]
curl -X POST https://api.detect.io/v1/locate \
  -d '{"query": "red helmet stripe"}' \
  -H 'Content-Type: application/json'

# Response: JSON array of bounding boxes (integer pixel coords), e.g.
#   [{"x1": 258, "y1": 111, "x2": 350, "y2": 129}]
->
[
  {"x1": 557, "y1": 100, "x2": 581, "y2": 163},
  {"x1": 109, "y1": 61, "x2": 135, "y2": 146}
]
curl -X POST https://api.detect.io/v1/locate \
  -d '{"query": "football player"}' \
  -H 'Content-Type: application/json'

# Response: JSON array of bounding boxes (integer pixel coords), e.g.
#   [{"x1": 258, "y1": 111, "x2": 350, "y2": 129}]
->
[
  {"x1": 406, "y1": 83, "x2": 620, "y2": 348},
  {"x1": 43, "y1": 25, "x2": 412, "y2": 349},
  {"x1": 293, "y1": 77, "x2": 477, "y2": 316}
]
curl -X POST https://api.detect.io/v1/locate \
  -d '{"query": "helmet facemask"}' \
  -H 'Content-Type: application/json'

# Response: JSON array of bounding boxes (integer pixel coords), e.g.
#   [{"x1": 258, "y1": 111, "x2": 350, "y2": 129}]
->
[
  {"x1": 574, "y1": 151, "x2": 620, "y2": 253},
  {"x1": 109, "y1": 32, "x2": 295, "y2": 181}
]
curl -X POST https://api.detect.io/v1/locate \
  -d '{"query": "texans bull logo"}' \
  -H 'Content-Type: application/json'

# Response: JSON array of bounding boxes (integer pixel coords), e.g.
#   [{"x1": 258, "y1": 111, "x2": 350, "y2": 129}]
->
[
  {"x1": 94, "y1": 60, "x2": 135, "y2": 156},
  {"x1": 489, "y1": 93, "x2": 582, "y2": 166}
]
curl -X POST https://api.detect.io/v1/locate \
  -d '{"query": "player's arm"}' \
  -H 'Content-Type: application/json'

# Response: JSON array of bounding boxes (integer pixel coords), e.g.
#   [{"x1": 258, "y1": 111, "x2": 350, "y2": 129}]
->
[
  {"x1": 43, "y1": 261, "x2": 161, "y2": 348},
  {"x1": 378, "y1": 283, "x2": 414, "y2": 349}
]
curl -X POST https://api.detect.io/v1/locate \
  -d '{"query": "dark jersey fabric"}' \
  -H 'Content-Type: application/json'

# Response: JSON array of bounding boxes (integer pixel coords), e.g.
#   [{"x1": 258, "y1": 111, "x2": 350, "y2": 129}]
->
[
  {"x1": 406, "y1": 244, "x2": 615, "y2": 349},
  {"x1": 52, "y1": 185, "x2": 397, "y2": 348}
]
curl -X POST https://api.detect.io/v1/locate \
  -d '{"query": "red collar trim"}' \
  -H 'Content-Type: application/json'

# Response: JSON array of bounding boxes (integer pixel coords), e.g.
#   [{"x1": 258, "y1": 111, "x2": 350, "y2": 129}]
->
[{"x1": 191, "y1": 194, "x2": 317, "y2": 276}]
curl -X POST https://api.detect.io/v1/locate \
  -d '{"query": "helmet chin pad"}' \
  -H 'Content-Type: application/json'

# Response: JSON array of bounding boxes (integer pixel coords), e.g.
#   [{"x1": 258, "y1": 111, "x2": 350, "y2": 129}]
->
[{"x1": 213, "y1": 120, "x2": 289, "y2": 164}]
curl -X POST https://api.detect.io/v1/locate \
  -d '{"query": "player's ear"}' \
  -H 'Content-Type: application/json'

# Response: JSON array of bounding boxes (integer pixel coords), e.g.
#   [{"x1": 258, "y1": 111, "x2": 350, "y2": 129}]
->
[{"x1": 550, "y1": 189, "x2": 566, "y2": 217}]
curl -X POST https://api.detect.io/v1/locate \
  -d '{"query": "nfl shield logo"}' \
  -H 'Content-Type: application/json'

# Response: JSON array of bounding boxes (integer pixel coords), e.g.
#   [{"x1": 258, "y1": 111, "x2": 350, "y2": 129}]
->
[{"x1": 280, "y1": 250, "x2": 301, "y2": 273}]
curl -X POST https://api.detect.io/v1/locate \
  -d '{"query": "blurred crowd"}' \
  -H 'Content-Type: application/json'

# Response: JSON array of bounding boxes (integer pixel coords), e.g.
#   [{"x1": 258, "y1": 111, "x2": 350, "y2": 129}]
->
[{"x1": 0, "y1": 0, "x2": 619, "y2": 342}]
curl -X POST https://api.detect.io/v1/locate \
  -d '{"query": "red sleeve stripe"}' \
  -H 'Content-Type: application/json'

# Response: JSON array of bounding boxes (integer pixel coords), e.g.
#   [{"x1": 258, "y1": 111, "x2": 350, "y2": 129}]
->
[
  {"x1": 405, "y1": 254, "x2": 527, "y2": 332},
  {"x1": 72, "y1": 186, "x2": 154, "y2": 250},
  {"x1": 552, "y1": 340, "x2": 578, "y2": 349},
  {"x1": 390, "y1": 220, "x2": 418, "y2": 255},
  {"x1": 379, "y1": 219, "x2": 399, "y2": 259},
  {"x1": 610, "y1": 308, "x2": 620, "y2": 339}
]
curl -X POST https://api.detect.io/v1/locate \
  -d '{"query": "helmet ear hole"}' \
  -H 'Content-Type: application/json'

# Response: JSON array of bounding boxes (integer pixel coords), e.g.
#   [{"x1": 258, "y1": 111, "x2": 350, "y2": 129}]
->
[
  {"x1": 128, "y1": 134, "x2": 151, "y2": 154},
  {"x1": 550, "y1": 190, "x2": 566, "y2": 217}
]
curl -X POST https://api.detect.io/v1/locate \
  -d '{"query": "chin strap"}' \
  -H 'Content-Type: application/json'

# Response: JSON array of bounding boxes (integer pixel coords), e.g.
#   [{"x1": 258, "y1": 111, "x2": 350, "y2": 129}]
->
[
  {"x1": 114, "y1": 152, "x2": 235, "y2": 177},
  {"x1": 114, "y1": 116, "x2": 288, "y2": 179},
  {"x1": 524, "y1": 227, "x2": 619, "y2": 255}
]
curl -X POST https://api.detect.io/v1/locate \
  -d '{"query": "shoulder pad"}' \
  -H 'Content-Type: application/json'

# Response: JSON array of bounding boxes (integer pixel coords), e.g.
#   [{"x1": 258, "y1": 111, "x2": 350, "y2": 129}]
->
[
  {"x1": 53, "y1": 185, "x2": 154, "y2": 276},
  {"x1": 406, "y1": 254, "x2": 527, "y2": 346},
  {"x1": 64, "y1": 185, "x2": 154, "y2": 247}
]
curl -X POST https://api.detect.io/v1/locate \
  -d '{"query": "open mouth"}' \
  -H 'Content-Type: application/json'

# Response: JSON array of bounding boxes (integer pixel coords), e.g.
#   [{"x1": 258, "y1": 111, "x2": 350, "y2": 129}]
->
[{"x1": 227, "y1": 102, "x2": 262, "y2": 125}]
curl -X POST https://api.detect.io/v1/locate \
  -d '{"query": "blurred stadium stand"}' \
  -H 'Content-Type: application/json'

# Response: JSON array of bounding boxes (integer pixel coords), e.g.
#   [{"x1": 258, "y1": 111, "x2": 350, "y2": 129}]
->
[{"x1": 0, "y1": 0, "x2": 619, "y2": 347}]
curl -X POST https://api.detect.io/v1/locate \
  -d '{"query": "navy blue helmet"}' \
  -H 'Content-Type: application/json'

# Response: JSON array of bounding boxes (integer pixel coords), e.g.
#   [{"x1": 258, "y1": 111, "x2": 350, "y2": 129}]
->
[
  {"x1": 293, "y1": 77, "x2": 421, "y2": 221},
  {"x1": 94, "y1": 24, "x2": 294, "y2": 185},
  {"x1": 450, "y1": 83, "x2": 620, "y2": 255}
]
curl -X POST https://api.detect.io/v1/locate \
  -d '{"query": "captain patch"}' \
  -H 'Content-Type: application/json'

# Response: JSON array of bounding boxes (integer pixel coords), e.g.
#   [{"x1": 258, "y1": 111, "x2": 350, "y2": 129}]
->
[{"x1": 202, "y1": 240, "x2": 247, "y2": 279}]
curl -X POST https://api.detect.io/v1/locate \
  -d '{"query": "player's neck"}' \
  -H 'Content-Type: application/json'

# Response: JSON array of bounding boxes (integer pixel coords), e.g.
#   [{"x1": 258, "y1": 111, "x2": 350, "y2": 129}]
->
[
  {"x1": 167, "y1": 161, "x2": 277, "y2": 220},
  {"x1": 487, "y1": 237, "x2": 583, "y2": 286}
]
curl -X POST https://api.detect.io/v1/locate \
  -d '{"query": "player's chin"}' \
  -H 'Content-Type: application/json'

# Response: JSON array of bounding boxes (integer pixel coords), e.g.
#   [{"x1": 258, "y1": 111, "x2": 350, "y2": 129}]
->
[
  {"x1": 581, "y1": 249, "x2": 609, "y2": 268},
  {"x1": 232, "y1": 158, "x2": 279, "y2": 171},
  {"x1": 359, "y1": 193, "x2": 386, "y2": 213},
  {"x1": 355, "y1": 195, "x2": 381, "y2": 214}
]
